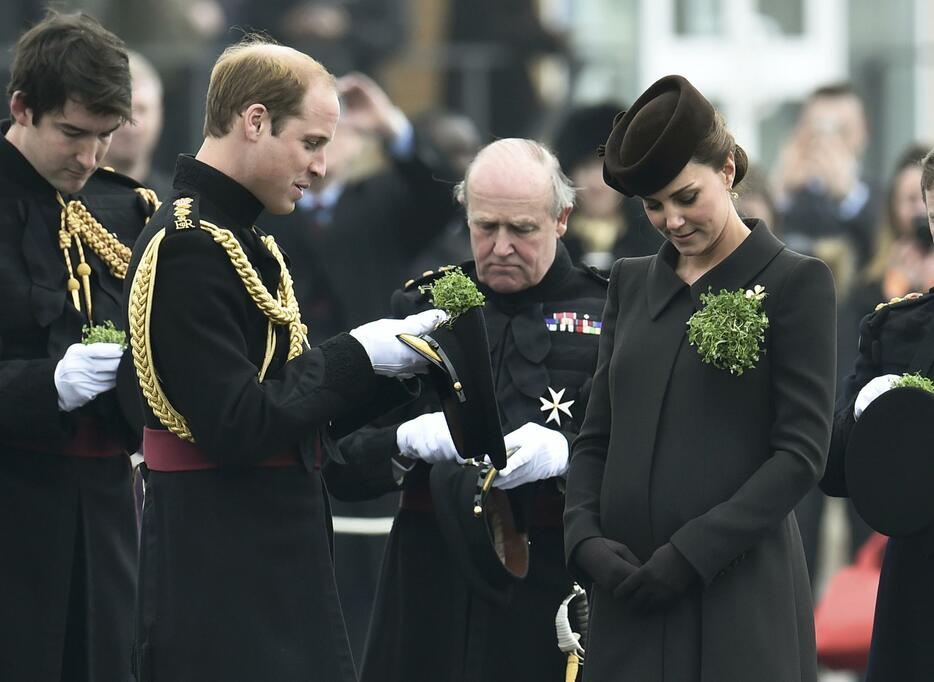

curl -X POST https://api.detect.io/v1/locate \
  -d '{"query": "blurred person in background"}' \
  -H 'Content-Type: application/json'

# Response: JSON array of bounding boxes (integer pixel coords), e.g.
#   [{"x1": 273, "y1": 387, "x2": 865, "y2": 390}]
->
[
  {"x1": 261, "y1": 71, "x2": 462, "y2": 661},
  {"x1": 776, "y1": 85, "x2": 881, "y2": 588},
  {"x1": 550, "y1": 102, "x2": 663, "y2": 272},
  {"x1": 406, "y1": 109, "x2": 483, "y2": 273},
  {"x1": 773, "y1": 83, "x2": 879, "y2": 269},
  {"x1": 445, "y1": 0, "x2": 566, "y2": 139},
  {"x1": 240, "y1": 0, "x2": 408, "y2": 77},
  {"x1": 849, "y1": 144, "x2": 934, "y2": 319},
  {"x1": 104, "y1": 50, "x2": 172, "y2": 198}
]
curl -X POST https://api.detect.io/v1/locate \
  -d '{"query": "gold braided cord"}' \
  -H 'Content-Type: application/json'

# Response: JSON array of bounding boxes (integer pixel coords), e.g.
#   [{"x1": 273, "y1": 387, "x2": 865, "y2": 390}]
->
[
  {"x1": 56, "y1": 193, "x2": 133, "y2": 280},
  {"x1": 128, "y1": 198, "x2": 309, "y2": 442},
  {"x1": 200, "y1": 220, "x2": 308, "y2": 361},
  {"x1": 135, "y1": 187, "x2": 161, "y2": 211},
  {"x1": 128, "y1": 228, "x2": 194, "y2": 441}
]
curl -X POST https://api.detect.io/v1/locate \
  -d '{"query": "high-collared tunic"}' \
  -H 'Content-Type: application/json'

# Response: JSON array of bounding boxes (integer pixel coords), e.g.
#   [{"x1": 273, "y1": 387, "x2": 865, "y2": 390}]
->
[
  {"x1": 565, "y1": 222, "x2": 836, "y2": 682},
  {"x1": 126, "y1": 155, "x2": 414, "y2": 682},
  {"x1": 0, "y1": 122, "x2": 153, "y2": 681}
]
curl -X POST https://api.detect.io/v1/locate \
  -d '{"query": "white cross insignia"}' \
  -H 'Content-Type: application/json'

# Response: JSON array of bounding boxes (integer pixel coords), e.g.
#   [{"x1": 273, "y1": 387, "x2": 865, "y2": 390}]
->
[{"x1": 540, "y1": 386, "x2": 574, "y2": 427}]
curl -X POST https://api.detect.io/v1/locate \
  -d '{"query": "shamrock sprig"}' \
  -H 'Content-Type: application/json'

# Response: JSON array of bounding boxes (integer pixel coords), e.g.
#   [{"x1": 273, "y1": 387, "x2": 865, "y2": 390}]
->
[
  {"x1": 686, "y1": 285, "x2": 769, "y2": 376},
  {"x1": 419, "y1": 267, "x2": 485, "y2": 325},
  {"x1": 81, "y1": 320, "x2": 128, "y2": 349},
  {"x1": 893, "y1": 372, "x2": 934, "y2": 394}
]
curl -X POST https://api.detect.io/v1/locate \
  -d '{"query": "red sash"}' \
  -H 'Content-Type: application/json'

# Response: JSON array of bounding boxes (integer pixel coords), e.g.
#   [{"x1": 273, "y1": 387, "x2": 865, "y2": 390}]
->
[{"x1": 143, "y1": 427, "x2": 300, "y2": 471}]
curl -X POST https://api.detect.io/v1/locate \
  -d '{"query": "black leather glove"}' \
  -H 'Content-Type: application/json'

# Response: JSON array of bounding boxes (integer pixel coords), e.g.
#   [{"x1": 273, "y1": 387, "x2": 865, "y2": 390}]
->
[
  {"x1": 573, "y1": 537, "x2": 642, "y2": 592},
  {"x1": 614, "y1": 543, "x2": 698, "y2": 614}
]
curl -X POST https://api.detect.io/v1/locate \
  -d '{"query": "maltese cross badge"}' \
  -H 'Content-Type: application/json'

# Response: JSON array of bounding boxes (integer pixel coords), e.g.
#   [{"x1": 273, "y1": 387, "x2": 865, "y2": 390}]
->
[{"x1": 540, "y1": 386, "x2": 574, "y2": 427}]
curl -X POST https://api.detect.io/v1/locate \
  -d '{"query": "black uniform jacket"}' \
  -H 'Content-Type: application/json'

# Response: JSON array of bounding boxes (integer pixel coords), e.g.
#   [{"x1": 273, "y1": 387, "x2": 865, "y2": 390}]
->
[
  {"x1": 822, "y1": 290, "x2": 934, "y2": 681},
  {"x1": 126, "y1": 155, "x2": 415, "y2": 682},
  {"x1": 0, "y1": 123, "x2": 154, "y2": 681},
  {"x1": 329, "y1": 241, "x2": 608, "y2": 682},
  {"x1": 565, "y1": 222, "x2": 836, "y2": 682}
]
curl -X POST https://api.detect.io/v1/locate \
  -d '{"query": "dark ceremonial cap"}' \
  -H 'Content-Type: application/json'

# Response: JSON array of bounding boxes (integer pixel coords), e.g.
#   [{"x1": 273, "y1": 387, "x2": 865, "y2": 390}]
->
[
  {"x1": 552, "y1": 102, "x2": 624, "y2": 173},
  {"x1": 602, "y1": 74, "x2": 717, "y2": 197},
  {"x1": 846, "y1": 387, "x2": 934, "y2": 537},
  {"x1": 430, "y1": 460, "x2": 530, "y2": 606},
  {"x1": 398, "y1": 306, "x2": 508, "y2": 469}
]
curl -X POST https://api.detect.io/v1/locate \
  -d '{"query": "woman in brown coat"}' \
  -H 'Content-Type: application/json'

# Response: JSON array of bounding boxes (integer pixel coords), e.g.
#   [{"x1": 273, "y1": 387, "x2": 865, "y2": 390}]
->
[{"x1": 563, "y1": 75, "x2": 836, "y2": 681}]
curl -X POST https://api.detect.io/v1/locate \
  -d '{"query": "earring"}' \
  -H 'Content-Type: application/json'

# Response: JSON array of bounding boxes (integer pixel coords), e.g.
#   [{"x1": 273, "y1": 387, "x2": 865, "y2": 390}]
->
[{"x1": 730, "y1": 190, "x2": 739, "y2": 200}]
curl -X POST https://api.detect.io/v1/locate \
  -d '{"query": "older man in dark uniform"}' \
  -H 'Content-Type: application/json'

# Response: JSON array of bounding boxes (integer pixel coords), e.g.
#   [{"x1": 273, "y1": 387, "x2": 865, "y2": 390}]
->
[
  {"x1": 328, "y1": 138, "x2": 608, "y2": 682},
  {"x1": 125, "y1": 38, "x2": 444, "y2": 682},
  {"x1": 0, "y1": 12, "x2": 157, "y2": 682}
]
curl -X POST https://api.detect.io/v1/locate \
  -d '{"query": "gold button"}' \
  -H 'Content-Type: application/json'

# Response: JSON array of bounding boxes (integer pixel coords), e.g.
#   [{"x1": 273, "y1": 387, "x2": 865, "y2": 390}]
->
[
  {"x1": 473, "y1": 505, "x2": 483, "y2": 517},
  {"x1": 422, "y1": 270, "x2": 434, "y2": 277},
  {"x1": 404, "y1": 279, "x2": 415, "y2": 288},
  {"x1": 453, "y1": 381, "x2": 462, "y2": 391}
]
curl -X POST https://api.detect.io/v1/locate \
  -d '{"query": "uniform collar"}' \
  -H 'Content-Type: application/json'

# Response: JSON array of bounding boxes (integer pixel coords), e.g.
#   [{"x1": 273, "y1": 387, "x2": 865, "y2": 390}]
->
[
  {"x1": 171, "y1": 154, "x2": 264, "y2": 232},
  {"x1": 646, "y1": 220, "x2": 784, "y2": 319},
  {"x1": 0, "y1": 120, "x2": 61, "y2": 195}
]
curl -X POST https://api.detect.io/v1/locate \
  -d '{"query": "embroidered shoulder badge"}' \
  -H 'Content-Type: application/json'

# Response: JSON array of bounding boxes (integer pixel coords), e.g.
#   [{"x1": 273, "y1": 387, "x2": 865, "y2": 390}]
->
[
  {"x1": 173, "y1": 197, "x2": 195, "y2": 230},
  {"x1": 546, "y1": 312, "x2": 602, "y2": 335}
]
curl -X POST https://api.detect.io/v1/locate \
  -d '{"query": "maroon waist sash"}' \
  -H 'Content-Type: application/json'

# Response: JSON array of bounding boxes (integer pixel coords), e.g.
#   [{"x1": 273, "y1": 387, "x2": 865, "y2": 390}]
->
[{"x1": 143, "y1": 427, "x2": 300, "y2": 472}]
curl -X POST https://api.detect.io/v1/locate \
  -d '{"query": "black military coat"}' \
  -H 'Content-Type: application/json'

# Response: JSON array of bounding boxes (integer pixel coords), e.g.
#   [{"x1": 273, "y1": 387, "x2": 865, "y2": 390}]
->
[
  {"x1": 565, "y1": 223, "x2": 836, "y2": 682},
  {"x1": 126, "y1": 155, "x2": 415, "y2": 682},
  {"x1": 0, "y1": 124, "x2": 154, "y2": 681},
  {"x1": 822, "y1": 290, "x2": 934, "y2": 681},
  {"x1": 328, "y1": 242, "x2": 607, "y2": 682}
]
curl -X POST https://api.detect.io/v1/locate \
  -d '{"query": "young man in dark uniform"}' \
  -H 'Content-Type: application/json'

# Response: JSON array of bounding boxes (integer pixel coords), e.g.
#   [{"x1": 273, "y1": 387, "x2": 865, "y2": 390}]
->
[
  {"x1": 0, "y1": 13, "x2": 157, "y2": 682},
  {"x1": 125, "y1": 39, "x2": 443, "y2": 682},
  {"x1": 329, "y1": 138, "x2": 609, "y2": 682}
]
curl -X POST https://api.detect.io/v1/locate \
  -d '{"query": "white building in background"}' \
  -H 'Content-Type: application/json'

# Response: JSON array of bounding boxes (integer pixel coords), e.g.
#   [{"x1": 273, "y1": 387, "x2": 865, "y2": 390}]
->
[{"x1": 558, "y1": 0, "x2": 929, "y2": 180}]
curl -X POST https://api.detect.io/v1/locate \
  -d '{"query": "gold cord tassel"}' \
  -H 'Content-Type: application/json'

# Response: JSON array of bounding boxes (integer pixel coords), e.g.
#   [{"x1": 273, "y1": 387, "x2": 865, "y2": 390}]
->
[{"x1": 56, "y1": 192, "x2": 134, "y2": 323}]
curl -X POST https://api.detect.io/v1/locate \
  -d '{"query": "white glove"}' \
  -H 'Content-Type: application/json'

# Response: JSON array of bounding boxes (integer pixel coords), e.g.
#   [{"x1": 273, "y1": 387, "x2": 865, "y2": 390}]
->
[
  {"x1": 54, "y1": 342, "x2": 124, "y2": 412},
  {"x1": 349, "y1": 309, "x2": 447, "y2": 377},
  {"x1": 396, "y1": 412, "x2": 464, "y2": 463},
  {"x1": 493, "y1": 422, "x2": 569, "y2": 490},
  {"x1": 854, "y1": 374, "x2": 900, "y2": 420}
]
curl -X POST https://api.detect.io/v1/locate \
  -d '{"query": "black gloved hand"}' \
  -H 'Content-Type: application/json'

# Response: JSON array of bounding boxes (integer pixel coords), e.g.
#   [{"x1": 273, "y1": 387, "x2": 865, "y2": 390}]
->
[
  {"x1": 613, "y1": 543, "x2": 698, "y2": 614},
  {"x1": 573, "y1": 537, "x2": 642, "y2": 592}
]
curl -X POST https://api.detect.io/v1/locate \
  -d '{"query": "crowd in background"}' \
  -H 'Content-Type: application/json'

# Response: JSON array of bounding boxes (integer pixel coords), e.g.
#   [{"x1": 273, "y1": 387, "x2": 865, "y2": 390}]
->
[{"x1": 2, "y1": 2, "x2": 927, "y2": 677}]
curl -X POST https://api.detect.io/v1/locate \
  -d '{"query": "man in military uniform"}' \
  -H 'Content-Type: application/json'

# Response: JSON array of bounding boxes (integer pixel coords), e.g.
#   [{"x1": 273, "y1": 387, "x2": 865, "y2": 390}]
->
[
  {"x1": 329, "y1": 138, "x2": 609, "y2": 682},
  {"x1": 821, "y1": 145, "x2": 934, "y2": 681},
  {"x1": 125, "y1": 38, "x2": 444, "y2": 682},
  {"x1": 0, "y1": 12, "x2": 157, "y2": 682}
]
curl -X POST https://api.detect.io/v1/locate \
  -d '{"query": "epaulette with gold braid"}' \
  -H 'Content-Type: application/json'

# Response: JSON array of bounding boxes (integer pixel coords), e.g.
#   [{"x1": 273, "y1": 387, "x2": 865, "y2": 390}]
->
[
  {"x1": 874, "y1": 292, "x2": 926, "y2": 312},
  {"x1": 403, "y1": 264, "x2": 460, "y2": 291},
  {"x1": 129, "y1": 201, "x2": 309, "y2": 443}
]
